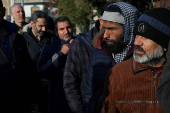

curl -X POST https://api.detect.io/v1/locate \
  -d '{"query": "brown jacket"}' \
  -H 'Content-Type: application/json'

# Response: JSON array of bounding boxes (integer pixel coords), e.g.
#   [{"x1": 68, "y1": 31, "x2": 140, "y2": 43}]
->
[{"x1": 102, "y1": 58, "x2": 165, "y2": 113}]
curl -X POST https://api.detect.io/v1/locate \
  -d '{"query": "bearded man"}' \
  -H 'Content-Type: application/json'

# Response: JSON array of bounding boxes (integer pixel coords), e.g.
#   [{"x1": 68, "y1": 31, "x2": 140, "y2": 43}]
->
[
  {"x1": 22, "y1": 11, "x2": 54, "y2": 113},
  {"x1": 102, "y1": 8, "x2": 170, "y2": 113},
  {"x1": 83, "y1": 2, "x2": 140, "y2": 113}
]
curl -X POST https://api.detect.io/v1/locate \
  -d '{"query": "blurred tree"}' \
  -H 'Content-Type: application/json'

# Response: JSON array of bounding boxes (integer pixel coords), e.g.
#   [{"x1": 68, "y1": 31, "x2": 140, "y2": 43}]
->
[
  {"x1": 45, "y1": 0, "x2": 155, "y2": 34},
  {"x1": 58, "y1": 0, "x2": 91, "y2": 33}
]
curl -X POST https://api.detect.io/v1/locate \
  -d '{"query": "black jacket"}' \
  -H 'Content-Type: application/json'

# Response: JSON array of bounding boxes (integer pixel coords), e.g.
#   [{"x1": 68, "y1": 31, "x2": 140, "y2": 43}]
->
[
  {"x1": 22, "y1": 24, "x2": 54, "y2": 69},
  {"x1": 0, "y1": 20, "x2": 35, "y2": 113}
]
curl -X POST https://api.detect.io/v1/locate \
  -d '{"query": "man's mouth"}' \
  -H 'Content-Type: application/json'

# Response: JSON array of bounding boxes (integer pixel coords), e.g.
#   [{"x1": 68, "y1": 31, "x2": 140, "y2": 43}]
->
[{"x1": 135, "y1": 49, "x2": 144, "y2": 54}]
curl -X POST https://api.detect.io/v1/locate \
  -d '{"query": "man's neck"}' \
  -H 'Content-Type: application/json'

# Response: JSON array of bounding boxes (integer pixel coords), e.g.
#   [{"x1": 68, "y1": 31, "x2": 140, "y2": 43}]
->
[
  {"x1": 15, "y1": 21, "x2": 25, "y2": 28},
  {"x1": 31, "y1": 28, "x2": 41, "y2": 41}
]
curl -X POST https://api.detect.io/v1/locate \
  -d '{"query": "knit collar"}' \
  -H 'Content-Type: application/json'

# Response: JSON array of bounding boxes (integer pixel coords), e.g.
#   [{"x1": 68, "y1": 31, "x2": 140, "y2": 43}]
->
[{"x1": 132, "y1": 59, "x2": 166, "y2": 75}]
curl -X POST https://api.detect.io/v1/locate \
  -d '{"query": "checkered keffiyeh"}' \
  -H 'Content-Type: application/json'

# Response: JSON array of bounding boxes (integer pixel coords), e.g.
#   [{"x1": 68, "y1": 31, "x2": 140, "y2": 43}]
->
[{"x1": 108, "y1": 2, "x2": 140, "y2": 63}]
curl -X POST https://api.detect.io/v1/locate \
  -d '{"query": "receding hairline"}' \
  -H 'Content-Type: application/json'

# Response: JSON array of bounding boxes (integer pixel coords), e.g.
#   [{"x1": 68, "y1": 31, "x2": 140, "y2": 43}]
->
[{"x1": 11, "y1": 4, "x2": 23, "y2": 13}]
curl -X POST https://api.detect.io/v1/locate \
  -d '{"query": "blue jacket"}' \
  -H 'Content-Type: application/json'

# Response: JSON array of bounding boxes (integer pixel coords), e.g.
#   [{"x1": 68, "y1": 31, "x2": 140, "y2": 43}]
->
[
  {"x1": 38, "y1": 37, "x2": 74, "y2": 113},
  {"x1": 63, "y1": 20, "x2": 100, "y2": 113},
  {"x1": 84, "y1": 45, "x2": 134, "y2": 113}
]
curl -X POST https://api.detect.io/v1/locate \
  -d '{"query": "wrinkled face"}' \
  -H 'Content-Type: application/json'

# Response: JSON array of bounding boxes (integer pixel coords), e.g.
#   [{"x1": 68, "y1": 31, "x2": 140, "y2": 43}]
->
[
  {"x1": 133, "y1": 35, "x2": 165, "y2": 66},
  {"x1": 12, "y1": 5, "x2": 25, "y2": 23},
  {"x1": 103, "y1": 20, "x2": 124, "y2": 53},
  {"x1": 56, "y1": 21, "x2": 73, "y2": 41},
  {"x1": 32, "y1": 18, "x2": 47, "y2": 36}
]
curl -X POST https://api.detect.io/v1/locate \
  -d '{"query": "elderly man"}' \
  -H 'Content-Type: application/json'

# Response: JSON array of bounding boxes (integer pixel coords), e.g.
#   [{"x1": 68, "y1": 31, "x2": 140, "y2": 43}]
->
[
  {"x1": 102, "y1": 8, "x2": 170, "y2": 113},
  {"x1": 11, "y1": 4, "x2": 27, "y2": 34},
  {"x1": 83, "y1": 2, "x2": 139, "y2": 113}
]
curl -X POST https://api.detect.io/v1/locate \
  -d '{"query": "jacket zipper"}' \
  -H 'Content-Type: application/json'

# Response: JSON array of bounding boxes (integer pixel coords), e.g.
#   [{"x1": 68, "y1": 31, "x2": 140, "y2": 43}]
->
[{"x1": 153, "y1": 70, "x2": 157, "y2": 113}]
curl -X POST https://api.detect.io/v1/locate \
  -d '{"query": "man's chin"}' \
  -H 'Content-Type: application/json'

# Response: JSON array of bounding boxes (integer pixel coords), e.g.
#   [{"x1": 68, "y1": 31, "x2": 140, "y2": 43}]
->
[{"x1": 64, "y1": 36, "x2": 72, "y2": 41}]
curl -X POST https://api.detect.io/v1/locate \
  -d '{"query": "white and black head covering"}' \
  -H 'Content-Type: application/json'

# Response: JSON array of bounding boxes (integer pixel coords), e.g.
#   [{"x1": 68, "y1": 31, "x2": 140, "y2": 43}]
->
[{"x1": 102, "y1": 2, "x2": 140, "y2": 63}]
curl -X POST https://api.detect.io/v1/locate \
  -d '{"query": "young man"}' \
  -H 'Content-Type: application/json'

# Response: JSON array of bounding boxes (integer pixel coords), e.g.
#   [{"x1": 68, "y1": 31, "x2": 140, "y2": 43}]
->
[
  {"x1": 11, "y1": 4, "x2": 27, "y2": 34},
  {"x1": 102, "y1": 8, "x2": 170, "y2": 113},
  {"x1": 0, "y1": 0, "x2": 36, "y2": 112},
  {"x1": 84, "y1": 2, "x2": 139, "y2": 113},
  {"x1": 38, "y1": 16, "x2": 75, "y2": 113}
]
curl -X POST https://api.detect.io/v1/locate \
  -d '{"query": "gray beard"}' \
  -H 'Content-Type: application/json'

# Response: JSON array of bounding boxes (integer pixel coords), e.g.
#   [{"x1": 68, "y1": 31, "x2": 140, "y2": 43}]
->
[
  {"x1": 34, "y1": 25, "x2": 44, "y2": 36},
  {"x1": 133, "y1": 45, "x2": 166, "y2": 66}
]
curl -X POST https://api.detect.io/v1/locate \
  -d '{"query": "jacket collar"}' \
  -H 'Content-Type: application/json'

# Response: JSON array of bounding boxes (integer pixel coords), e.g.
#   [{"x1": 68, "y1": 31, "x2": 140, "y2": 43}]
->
[
  {"x1": 132, "y1": 59, "x2": 150, "y2": 75},
  {"x1": 3, "y1": 20, "x2": 17, "y2": 35},
  {"x1": 132, "y1": 59, "x2": 167, "y2": 75}
]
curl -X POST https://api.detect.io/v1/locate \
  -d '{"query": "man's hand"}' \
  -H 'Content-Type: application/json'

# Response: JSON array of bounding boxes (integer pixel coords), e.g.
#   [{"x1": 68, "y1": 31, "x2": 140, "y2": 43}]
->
[
  {"x1": 61, "y1": 44, "x2": 70, "y2": 55},
  {"x1": 69, "y1": 39, "x2": 73, "y2": 44}
]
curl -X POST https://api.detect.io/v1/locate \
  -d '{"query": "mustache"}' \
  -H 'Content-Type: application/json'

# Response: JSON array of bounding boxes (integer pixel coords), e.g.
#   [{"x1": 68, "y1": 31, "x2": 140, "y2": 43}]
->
[
  {"x1": 104, "y1": 38, "x2": 117, "y2": 43},
  {"x1": 134, "y1": 45, "x2": 146, "y2": 54},
  {"x1": 63, "y1": 33, "x2": 71, "y2": 37}
]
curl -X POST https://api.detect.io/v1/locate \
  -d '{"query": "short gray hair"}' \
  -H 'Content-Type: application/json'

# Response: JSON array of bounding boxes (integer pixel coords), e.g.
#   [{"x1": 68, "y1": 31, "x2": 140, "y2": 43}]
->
[{"x1": 11, "y1": 4, "x2": 23, "y2": 14}]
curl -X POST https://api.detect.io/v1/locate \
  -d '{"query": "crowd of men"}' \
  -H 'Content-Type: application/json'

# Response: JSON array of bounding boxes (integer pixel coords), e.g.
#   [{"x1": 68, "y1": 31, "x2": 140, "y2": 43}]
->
[{"x1": 1, "y1": 0, "x2": 170, "y2": 113}]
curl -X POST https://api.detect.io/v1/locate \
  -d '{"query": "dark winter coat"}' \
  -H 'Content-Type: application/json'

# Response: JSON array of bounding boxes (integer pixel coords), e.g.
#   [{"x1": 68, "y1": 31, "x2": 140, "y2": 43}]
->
[
  {"x1": 22, "y1": 24, "x2": 55, "y2": 112},
  {"x1": 38, "y1": 37, "x2": 75, "y2": 113},
  {"x1": 22, "y1": 25, "x2": 54, "y2": 69},
  {"x1": 84, "y1": 44, "x2": 133, "y2": 113},
  {"x1": 0, "y1": 20, "x2": 35, "y2": 113},
  {"x1": 156, "y1": 40, "x2": 170, "y2": 113},
  {"x1": 63, "y1": 20, "x2": 100, "y2": 113}
]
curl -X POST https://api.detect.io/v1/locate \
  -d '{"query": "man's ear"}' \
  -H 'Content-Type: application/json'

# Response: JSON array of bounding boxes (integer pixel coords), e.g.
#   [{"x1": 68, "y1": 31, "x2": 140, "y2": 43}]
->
[
  {"x1": 54, "y1": 29, "x2": 58, "y2": 36},
  {"x1": 99, "y1": 16, "x2": 103, "y2": 25},
  {"x1": 11, "y1": 13, "x2": 14, "y2": 19},
  {"x1": 30, "y1": 21, "x2": 34, "y2": 26},
  {"x1": 164, "y1": 48, "x2": 167, "y2": 52}
]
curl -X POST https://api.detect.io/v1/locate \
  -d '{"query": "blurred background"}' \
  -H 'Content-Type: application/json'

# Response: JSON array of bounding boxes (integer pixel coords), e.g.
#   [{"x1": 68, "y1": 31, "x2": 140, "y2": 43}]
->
[{"x1": 2, "y1": 0, "x2": 158, "y2": 35}]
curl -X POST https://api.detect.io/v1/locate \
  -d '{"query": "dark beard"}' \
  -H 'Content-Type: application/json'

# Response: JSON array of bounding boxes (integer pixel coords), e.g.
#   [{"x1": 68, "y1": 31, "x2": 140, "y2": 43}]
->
[{"x1": 105, "y1": 35, "x2": 124, "y2": 54}]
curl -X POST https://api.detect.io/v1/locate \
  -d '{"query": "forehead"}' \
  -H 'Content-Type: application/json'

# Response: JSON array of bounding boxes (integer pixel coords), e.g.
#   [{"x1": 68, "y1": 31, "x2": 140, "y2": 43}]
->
[
  {"x1": 13, "y1": 5, "x2": 23, "y2": 11},
  {"x1": 57, "y1": 21, "x2": 70, "y2": 28},
  {"x1": 36, "y1": 18, "x2": 47, "y2": 24},
  {"x1": 103, "y1": 20, "x2": 121, "y2": 27}
]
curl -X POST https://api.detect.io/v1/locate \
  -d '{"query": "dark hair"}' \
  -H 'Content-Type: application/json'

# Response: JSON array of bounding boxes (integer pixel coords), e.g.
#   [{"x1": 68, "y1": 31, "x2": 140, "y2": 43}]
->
[
  {"x1": 105, "y1": 4, "x2": 122, "y2": 14},
  {"x1": 31, "y1": 11, "x2": 48, "y2": 23},
  {"x1": 101, "y1": 2, "x2": 115, "y2": 16},
  {"x1": 0, "y1": 0, "x2": 3, "y2": 8},
  {"x1": 47, "y1": 16, "x2": 54, "y2": 31},
  {"x1": 54, "y1": 16, "x2": 72, "y2": 31}
]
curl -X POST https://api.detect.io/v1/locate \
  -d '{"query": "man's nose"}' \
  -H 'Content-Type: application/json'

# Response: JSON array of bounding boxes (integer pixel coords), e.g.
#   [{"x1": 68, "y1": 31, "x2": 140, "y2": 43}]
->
[
  {"x1": 42, "y1": 26, "x2": 46, "y2": 31},
  {"x1": 134, "y1": 35, "x2": 143, "y2": 46},
  {"x1": 103, "y1": 29, "x2": 109, "y2": 39},
  {"x1": 64, "y1": 28, "x2": 69, "y2": 34}
]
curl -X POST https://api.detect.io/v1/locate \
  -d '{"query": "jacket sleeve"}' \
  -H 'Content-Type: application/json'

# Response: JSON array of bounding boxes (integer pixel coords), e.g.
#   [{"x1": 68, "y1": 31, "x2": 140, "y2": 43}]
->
[
  {"x1": 101, "y1": 69, "x2": 118, "y2": 113},
  {"x1": 38, "y1": 46, "x2": 65, "y2": 79},
  {"x1": 156, "y1": 40, "x2": 170, "y2": 113},
  {"x1": 83, "y1": 54, "x2": 93, "y2": 112},
  {"x1": 63, "y1": 39, "x2": 83, "y2": 113}
]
